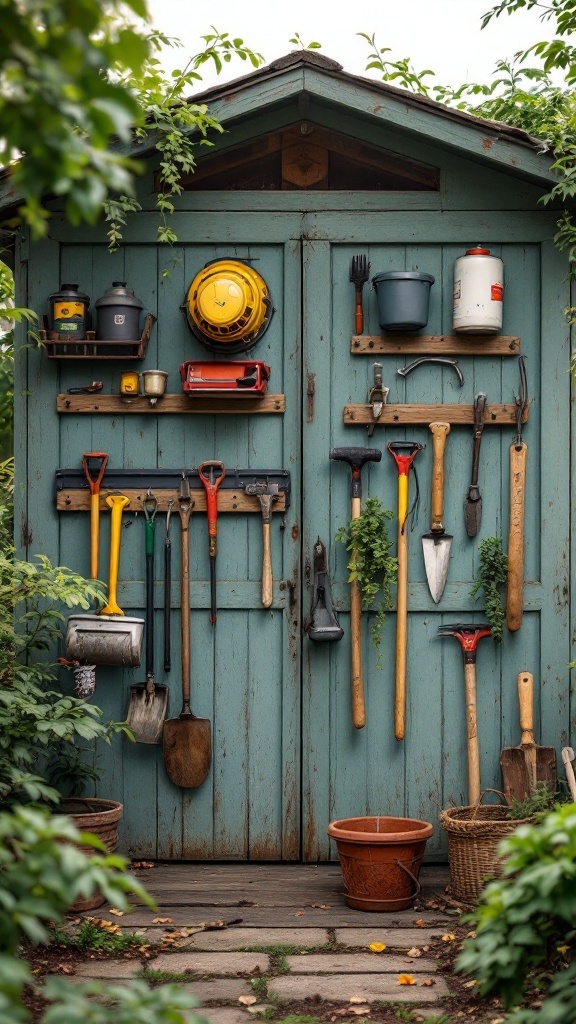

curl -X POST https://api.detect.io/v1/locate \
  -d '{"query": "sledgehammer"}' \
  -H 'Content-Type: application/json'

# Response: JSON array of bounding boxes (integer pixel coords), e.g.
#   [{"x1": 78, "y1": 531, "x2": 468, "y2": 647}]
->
[
  {"x1": 246, "y1": 481, "x2": 280, "y2": 609},
  {"x1": 330, "y1": 447, "x2": 382, "y2": 729}
]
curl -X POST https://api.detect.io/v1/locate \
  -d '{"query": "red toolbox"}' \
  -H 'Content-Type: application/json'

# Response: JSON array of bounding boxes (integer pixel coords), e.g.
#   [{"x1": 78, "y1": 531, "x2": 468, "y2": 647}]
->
[{"x1": 180, "y1": 360, "x2": 271, "y2": 397}]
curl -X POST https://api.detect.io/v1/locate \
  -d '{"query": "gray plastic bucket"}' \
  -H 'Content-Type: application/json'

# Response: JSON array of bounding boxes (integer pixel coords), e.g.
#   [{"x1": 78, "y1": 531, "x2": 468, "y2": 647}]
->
[{"x1": 372, "y1": 271, "x2": 434, "y2": 332}]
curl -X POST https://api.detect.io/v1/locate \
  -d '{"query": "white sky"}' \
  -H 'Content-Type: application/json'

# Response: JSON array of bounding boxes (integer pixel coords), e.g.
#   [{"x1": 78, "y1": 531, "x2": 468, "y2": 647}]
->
[{"x1": 145, "y1": 0, "x2": 557, "y2": 93}]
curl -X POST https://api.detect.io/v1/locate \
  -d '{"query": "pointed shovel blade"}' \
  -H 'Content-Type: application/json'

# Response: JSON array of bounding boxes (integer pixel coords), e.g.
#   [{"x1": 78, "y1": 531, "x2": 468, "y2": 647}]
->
[{"x1": 422, "y1": 532, "x2": 452, "y2": 603}]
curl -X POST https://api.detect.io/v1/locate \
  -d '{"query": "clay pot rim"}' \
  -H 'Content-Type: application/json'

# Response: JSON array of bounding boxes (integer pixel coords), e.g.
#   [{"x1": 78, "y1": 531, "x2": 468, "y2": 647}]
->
[
  {"x1": 57, "y1": 797, "x2": 123, "y2": 826},
  {"x1": 327, "y1": 815, "x2": 434, "y2": 845}
]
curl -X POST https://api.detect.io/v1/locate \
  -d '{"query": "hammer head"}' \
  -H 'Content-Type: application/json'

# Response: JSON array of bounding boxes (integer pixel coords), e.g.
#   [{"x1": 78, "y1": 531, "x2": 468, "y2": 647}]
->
[
  {"x1": 437, "y1": 623, "x2": 492, "y2": 660},
  {"x1": 245, "y1": 481, "x2": 280, "y2": 522},
  {"x1": 330, "y1": 447, "x2": 382, "y2": 499}
]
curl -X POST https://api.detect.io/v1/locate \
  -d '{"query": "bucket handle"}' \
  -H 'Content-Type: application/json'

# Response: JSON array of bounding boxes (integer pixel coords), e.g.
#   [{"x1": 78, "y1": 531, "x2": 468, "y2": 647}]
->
[{"x1": 355, "y1": 859, "x2": 421, "y2": 910}]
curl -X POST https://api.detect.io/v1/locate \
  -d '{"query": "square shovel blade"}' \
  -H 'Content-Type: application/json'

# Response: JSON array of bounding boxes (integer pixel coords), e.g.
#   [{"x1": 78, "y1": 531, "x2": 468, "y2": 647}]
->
[{"x1": 422, "y1": 532, "x2": 452, "y2": 604}]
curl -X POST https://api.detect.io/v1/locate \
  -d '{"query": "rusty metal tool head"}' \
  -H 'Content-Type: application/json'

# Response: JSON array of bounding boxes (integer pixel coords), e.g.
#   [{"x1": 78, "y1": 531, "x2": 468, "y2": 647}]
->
[
  {"x1": 397, "y1": 357, "x2": 464, "y2": 387},
  {"x1": 367, "y1": 363, "x2": 389, "y2": 436},
  {"x1": 464, "y1": 393, "x2": 487, "y2": 538}
]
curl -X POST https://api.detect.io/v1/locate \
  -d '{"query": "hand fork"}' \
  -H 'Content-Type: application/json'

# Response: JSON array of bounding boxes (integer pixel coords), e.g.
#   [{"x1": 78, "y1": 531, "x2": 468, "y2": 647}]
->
[{"x1": 350, "y1": 254, "x2": 370, "y2": 334}]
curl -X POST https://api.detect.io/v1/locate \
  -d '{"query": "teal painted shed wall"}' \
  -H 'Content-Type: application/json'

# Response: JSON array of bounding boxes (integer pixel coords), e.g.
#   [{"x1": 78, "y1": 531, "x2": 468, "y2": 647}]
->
[{"x1": 13, "y1": 88, "x2": 573, "y2": 862}]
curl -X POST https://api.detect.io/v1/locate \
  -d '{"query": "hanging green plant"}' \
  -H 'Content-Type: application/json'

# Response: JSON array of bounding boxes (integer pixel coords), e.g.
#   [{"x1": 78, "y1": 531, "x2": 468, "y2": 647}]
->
[
  {"x1": 336, "y1": 496, "x2": 398, "y2": 662},
  {"x1": 470, "y1": 536, "x2": 508, "y2": 643}
]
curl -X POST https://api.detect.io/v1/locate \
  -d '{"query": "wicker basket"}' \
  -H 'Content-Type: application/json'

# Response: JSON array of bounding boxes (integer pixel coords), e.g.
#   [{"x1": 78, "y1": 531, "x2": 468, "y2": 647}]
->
[{"x1": 440, "y1": 790, "x2": 534, "y2": 904}]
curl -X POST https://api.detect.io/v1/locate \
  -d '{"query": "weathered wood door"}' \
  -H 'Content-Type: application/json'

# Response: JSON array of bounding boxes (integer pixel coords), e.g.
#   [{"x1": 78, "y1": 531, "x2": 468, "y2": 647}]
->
[
  {"x1": 19, "y1": 209, "x2": 571, "y2": 862},
  {"x1": 300, "y1": 224, "x2": 571, "y2": 861}
]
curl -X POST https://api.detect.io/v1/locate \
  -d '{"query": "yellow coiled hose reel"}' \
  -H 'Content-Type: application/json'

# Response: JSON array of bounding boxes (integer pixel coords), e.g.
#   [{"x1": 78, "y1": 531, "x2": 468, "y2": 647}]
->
[{"x1": 185, "y1": 259, "x2": 273, "y2": 354}]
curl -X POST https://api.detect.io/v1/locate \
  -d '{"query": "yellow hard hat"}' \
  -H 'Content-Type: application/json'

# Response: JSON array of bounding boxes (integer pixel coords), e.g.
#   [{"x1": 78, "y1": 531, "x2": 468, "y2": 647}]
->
[{"x1": 185, "y1": 259, "x2": 273, "y2": 353}]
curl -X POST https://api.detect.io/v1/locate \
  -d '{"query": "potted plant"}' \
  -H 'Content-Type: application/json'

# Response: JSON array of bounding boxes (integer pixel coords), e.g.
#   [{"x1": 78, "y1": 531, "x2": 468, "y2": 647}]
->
[{"x1": 1, "y1": 541, "x2": 132, "y2": 909}]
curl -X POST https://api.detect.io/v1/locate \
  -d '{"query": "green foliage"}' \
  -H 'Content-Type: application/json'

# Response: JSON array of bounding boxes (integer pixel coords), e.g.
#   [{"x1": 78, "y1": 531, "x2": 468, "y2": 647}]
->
[
  {"x1": 289, "y1": 34, "x2": 322, "y2": 50},
  {"x1": 506, "y1": 780, "x2": 569, "y2": 820},
  {"x1": 456, "y1": 804, "x2": 576, "y2": 1021},
  {"x1": 0, "y1": 0, "x2": 150, "y2": 237},
  {"x1": 54, "y1": 919, "x2": 146, "y2": 954},
  {"x1": 336, "y1": 496, "x2": 397, "y2": 661},
  {"x1": 469, "y1": 536, "x2": 508, "y2": 643}
]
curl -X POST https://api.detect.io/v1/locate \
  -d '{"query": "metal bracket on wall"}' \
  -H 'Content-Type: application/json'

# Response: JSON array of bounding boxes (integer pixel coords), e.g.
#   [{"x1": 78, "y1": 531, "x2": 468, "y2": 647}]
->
[{"x1": 55, "y1": 468, "x2": 291, "y2": 514}]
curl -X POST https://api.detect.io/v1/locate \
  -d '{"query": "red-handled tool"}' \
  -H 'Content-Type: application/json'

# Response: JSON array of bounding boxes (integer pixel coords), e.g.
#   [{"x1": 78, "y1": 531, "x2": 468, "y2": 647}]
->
[
  {"x1": 82, "y1": 451, "x2": 109, "y2": 580},
  {"x1": 198, "y1": 460, "x2": 226, "y2": 625},
  {"x1": 437, "y1": 623, "x2": 492, "y2": 805},
  {"x1": 387, "y1": 441, "x2": 424, "y2": 741}
]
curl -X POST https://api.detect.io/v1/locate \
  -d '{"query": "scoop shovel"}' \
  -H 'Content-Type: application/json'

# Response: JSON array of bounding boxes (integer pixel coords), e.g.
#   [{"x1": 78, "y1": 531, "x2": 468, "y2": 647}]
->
[
  {"x1": 163, "y1": 474, "x2": 211, "y2": 788},
  {"x1": 500, "y1": 671, "x2": 557, "y2": 804},
  {"x1": 127, "y1": 491, "x2": 169, "y2": 745},
  {"x1": 422, "y1": 422, "x2": 452, "y2": 603}
]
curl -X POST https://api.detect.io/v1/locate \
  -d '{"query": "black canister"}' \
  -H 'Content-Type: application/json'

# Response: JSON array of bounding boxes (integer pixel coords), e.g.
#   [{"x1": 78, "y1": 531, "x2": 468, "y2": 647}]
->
[
  {"x1": 48, "y1": 283, "x2": 90, "y2": 340},
  {"x1": 95, "y1": 281, "x2": 144, "y2": 341}
]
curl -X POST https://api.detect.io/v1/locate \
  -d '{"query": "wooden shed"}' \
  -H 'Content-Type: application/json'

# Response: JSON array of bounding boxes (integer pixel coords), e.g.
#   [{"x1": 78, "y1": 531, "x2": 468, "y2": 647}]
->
[{"x1": 7, "y1": 50, "x2": 574, "y2": 862}]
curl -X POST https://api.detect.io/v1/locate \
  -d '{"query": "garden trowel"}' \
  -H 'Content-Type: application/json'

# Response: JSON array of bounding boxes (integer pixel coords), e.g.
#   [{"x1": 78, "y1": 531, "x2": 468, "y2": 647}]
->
[{"x1": 422, "y1": 421, "x2": 452, "y2": 603}]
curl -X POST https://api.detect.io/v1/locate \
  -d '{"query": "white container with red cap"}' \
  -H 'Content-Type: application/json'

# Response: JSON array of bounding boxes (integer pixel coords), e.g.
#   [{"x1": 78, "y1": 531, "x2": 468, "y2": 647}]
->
[{"x1": 452, "y1": 246, "x2": 503, "y2": 334}]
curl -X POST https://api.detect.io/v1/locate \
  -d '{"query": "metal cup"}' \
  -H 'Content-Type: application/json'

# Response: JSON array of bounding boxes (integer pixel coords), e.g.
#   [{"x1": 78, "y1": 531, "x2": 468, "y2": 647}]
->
[{"x1": 141, "y1": 369, "x2": 168, "y2": 404}]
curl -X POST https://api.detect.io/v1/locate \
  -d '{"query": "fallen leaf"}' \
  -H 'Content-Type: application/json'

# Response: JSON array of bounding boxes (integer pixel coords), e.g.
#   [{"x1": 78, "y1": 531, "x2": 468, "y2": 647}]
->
[
  {"x1": 425, "y1": 900, "x2": 439, "y2": 909},
  {"x1": 368, "y1": 942, "x2": 386, "y2": 953},
  {"x1": 348, "y1": 1007, "x2": 370, "y2": 1015},
  {"x1": 557, "y1": 944, "x2": 569, "y2": 955},
  {"x1": 131, "y1": 860, "x2": 156, "y2": 869},
  {"x1": 202, "y1": 920, "x2": 226, "y2": 931},
  {"x1": 238, "y1": 995, "x2": 257, "y2": 1005},
  {"x1": 415, "y1": 918, "x2": 425, "y2": 926},
  {"x1": 295, "y1": 911, "x2": 305, "y2": 917},
  {"x1": 407, "y1": 947, "x2": 422, "y2": 957},
  {"x1": 398, "y1": 974, "x2": 416, "y2": 986},
  {"x1": 463, "y1": 980, "x2": 478, "y2": 989},
  {"x1": 349, "y1": 996, "x2": 369, "y2": 1004},
  {"x1": 311, "y1": 903, "x2": 331, "y2": 909},
  {"x1": 420, "y1": 979, "x2": 435, "y2": 987},
  {"x1": 153, "y1": 917, "x2": 172, "y2": 924},
  {"x1": 109, "y1": 908, "x2": 123, "y2": 917},
  {"x1": 442, "y1": 933, "x2": 456, "y2": 942},
  {"x1": 57, "y1": 964, "x2": 75, "y2": 974}
]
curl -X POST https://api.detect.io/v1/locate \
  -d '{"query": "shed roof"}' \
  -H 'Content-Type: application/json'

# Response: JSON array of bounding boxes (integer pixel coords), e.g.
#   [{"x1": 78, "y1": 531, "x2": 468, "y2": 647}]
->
[{"x1": 0, "y1": 47, "x2": 558, "y2": 217}]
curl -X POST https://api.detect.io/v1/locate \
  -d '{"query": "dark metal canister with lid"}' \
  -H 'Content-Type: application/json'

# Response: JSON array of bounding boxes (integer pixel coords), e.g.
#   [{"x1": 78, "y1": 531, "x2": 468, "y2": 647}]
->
[
  {"x1": 95, "y1": 281, "x2": 144, "y2": 341},
  {"x1": 48, "y1": 283, "x2": 90, "y2": 340}
]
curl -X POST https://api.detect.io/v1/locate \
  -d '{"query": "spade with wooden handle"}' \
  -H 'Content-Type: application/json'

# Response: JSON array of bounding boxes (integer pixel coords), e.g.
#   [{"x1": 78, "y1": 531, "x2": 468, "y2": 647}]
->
[
  {"x1": 500, "y1": 671, "x2": 557, "y2": 804},
  {"x1": 421, "y1": 422, "x2": 452, "y2": 603}
]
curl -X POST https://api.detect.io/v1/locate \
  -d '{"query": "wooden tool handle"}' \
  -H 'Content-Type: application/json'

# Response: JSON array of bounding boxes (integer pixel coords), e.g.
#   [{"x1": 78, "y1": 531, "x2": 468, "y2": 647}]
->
[
  {"x1": 464, "y1": 661, "x2": 481, "y2": 805},
  {"x1": 350, "y1": 494, "x2": 365, "y2": 729},
  {"x1": 354, "y1": 287, "x2": 364, "y2": 335},
  {"x1": 89, "y1": 492, "x2": 100, "y2": 580},
  {"x1": 261, "y1": 521, "x2": 273, "y2": 609},
  {"x1": 429, "y1": 421, "x2": 450, "y2": 531},
  {"x1": 395, "y1": 524, "x2": 408, "y2": 740},
  {"x1": 506, "y1": 442, "x2": 527, "y2": 632},
  {"x1": 518, "y1": 670, "x2": 535, "y2": 746},
  {"x1": 562, "y1": 749, "x2": 576, "y2": 801}
]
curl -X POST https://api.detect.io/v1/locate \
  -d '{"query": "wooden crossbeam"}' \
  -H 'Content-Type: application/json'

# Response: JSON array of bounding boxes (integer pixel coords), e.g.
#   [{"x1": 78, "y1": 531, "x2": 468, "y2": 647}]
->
[{"x1": 344, "y1": 402, "x2": 529, "y2": 426}]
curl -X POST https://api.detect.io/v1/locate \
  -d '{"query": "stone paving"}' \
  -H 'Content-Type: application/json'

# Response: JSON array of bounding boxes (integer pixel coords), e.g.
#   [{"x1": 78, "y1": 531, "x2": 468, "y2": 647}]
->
[{"x1": 71, "y1": 922, "x2": 454, "y2": 1019}]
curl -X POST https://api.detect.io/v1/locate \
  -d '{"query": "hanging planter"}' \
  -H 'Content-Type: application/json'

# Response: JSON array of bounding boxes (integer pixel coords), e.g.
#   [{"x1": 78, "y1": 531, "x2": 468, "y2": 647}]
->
[{"x1": 327, "y1": 815, "x2": 434, "y2": 912}]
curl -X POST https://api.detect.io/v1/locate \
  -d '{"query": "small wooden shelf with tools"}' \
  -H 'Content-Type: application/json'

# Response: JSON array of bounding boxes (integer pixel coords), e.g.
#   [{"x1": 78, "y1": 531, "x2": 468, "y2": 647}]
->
[
  {"x1": 56, "y1": 393, "x2": 286, "y2": 415},
  {"x1": 55, "y1": 489, "x2": 287, "y2": 514},
  {"x1": 343, "y1": 402, "x2": 529, "y2": 427},
  {"x1": 41, "y1": 314, "x2": 156, "y2": 360},
  {"x1": 351, "y1": 335, "x2": 520, "y2": 355}
]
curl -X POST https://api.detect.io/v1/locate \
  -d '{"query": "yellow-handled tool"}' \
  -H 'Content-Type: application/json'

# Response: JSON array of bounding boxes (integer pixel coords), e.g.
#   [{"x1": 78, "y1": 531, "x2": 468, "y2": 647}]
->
[
  {"x1": 101, "y1": 492, "x2": 129, "y2": 615},
  {"x1": 82, "y1": 452, "x2": 108, "y2": 579},
  {"x1": 387, "y1": 441, "x2": 424, "y2": 741},
  {"x1": 506, "y1": 356, "x2": 528, "y2": 632}
]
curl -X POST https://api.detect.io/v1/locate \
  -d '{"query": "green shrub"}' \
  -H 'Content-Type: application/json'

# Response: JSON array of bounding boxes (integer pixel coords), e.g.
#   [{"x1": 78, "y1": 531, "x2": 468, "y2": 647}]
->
[{"x1": 456, "y1": 803, "x2": 576, "y2": 1021}]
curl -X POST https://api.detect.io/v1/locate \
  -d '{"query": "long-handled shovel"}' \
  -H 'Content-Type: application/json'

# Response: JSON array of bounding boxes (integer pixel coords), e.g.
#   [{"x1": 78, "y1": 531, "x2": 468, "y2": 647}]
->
[
  {"x1": 163, "y1": 473, "x2": 212, "y2": 788},
  {"x1": 437, "y1": 623, "x2": 492, "y2": 805},
  {"x1": 127, "y1": 490, "x2": 169, "y2": 744},
  {"x1": 330, "y1": 446, "x2": 382, "y2": 729},
  {"x1": 421, "y1": 422, "x2": 452, "y2": 603},
  {"x1": 82, "y1": 451, "x2": 108, "y2": 580},
  {"x1": 387, "y1": 441, "x2": 424, "y2": 741}
]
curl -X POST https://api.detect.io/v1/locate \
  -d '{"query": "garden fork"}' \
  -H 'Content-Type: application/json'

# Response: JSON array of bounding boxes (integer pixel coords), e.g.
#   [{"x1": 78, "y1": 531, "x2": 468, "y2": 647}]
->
[{"x1": 350, "y1": 254, "x2": 370, "y2": 334}]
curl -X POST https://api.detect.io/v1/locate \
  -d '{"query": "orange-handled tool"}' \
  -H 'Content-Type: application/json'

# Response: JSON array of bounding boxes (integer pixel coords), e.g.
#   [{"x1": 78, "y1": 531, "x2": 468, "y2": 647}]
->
[
  {"x1": 198, "y1": 461, "x2": 226, "y2": 625},
  {"x1": 82, "y1": 452, "x2": 108, "y2": 579}
]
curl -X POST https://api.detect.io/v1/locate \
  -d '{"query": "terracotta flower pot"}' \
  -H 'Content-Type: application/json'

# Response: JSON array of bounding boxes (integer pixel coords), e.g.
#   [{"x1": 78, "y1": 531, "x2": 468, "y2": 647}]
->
[
  {"x1": 328, "y1": 815, "x2": 434, "y2": 912},
  {"x1": 59, "y1": 797, "x2": 123, "y2": 912}
]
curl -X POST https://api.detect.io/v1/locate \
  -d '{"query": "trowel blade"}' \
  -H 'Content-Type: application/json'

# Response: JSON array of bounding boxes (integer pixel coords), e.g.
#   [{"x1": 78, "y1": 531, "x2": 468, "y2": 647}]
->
[{"x1": 422, "y1": 532, "x2": 452, "y2": 604}]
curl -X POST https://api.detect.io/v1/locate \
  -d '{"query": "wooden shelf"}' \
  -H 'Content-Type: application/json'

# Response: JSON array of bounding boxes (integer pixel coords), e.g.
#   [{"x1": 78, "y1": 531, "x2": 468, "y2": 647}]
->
[
  {"x1": 41, "y1": 314, "x2": 156, "y2": 360},
  {"x1": 56, "y1": 393, "x2": 286, "y2": 415},
  {"x1": 344, "y1": 402, "x2": 529, "y2": 426},
  {"x1": 56, "y1": 488, "x2": 287, "y2": 514},
  {"x1": 351, "y1": 334, "x2": 520, "y2": 356}
]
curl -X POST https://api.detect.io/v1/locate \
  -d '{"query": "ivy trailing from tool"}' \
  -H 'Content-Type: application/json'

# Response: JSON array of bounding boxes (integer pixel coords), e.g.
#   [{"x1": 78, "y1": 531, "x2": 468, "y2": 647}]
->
[
  {"x1": 336, "y1": 496, "x2": 397, "y2": 661},
  {"x1": 470, "y1": 536, "x2": 508, "y2": 643}
]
